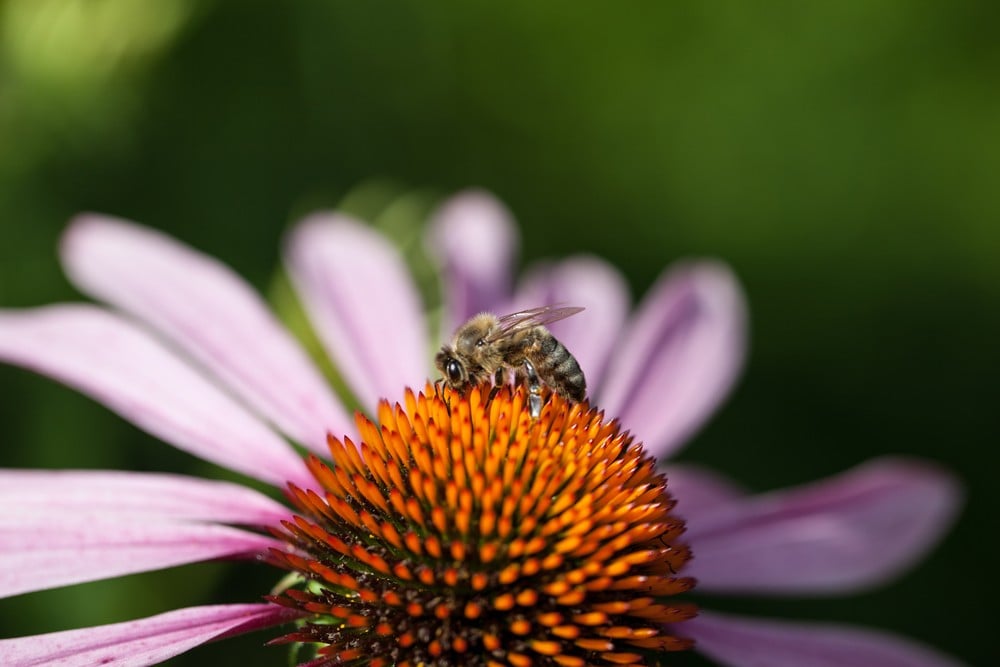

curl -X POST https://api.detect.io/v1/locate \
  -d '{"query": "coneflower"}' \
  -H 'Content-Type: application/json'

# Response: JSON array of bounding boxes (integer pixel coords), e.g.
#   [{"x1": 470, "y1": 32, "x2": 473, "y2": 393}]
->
[
  {"x1": 0, "y1": 193, "x2": 962, "y2": 666},
  {"x1": 269, "y1": 385, "x2": 695, "y2": 667}
]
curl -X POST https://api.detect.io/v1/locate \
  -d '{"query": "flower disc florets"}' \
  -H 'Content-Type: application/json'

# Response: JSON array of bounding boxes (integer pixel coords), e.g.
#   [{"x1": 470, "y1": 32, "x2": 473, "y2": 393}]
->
[{"x1": 268, "y1": 385, "x2": 696, "y2": 666}]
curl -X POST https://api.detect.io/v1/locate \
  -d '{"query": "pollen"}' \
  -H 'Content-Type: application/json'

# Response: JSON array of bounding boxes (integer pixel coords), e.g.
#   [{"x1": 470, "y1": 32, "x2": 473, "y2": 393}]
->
[{"x1": 268, "y1": 384, "x2": 696, "y2": 666}]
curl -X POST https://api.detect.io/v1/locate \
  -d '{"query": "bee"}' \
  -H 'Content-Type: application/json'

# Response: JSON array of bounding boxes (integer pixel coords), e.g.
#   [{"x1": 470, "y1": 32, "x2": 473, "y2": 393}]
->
[{"x1": 435, "y1": 305, "x2": 586, "y2": 418}]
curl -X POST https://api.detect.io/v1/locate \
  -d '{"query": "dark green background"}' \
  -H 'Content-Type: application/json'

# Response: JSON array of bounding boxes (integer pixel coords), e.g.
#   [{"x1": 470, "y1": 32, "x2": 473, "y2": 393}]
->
[{"x1": 0, "y1": 2, "x2": 995, "y2": 664}]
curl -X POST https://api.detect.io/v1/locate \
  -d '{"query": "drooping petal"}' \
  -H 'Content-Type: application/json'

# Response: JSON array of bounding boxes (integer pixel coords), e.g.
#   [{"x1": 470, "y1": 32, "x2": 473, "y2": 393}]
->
[
  {"x1": 596, "y1": 262, "x2": 746, "y2": 459},
  {"x1": 60, "y1": 215, "x2": 352, "y2": 454},
  {"x1": 0, "y1": 518, "x2": 284, "y2": 598},
  {"x1": 0, "y1": 603, "x2": 304, "y2": 667},
  {"x1": 683, "y1": 611, "x2": 966, "y2": 667},
  {"x1": 285, "y1": 214, "x2": 428, "y2": 412},
  {"x1": 0, "y1": 305, "x2": 311, "y2": 489},
  {"x1": 426, "y1": 189, "x2": 519, "y2": 336},
  {"x1": 685, "y1": 457, "x2": 962, "y2": 595},
  {"x1": 510, "y1": 256, "x2": 629, "y2": 390},
  {"x1": 0, "y1": 470, "x2": 290, "y2": 527},
  {"x1": 664, "y1": 463, "x2": 746, "y2": 526}
]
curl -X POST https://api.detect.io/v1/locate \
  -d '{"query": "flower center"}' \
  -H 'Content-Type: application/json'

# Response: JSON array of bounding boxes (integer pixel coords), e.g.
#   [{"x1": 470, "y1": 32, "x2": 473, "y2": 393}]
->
[{"x1": 267, "y1": 384, "x2": 696, "y2": 666}]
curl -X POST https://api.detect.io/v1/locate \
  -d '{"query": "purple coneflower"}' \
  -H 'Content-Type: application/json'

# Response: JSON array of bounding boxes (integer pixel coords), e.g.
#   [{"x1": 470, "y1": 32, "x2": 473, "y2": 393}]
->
[{"x1": 0, "y1": 191, "x2": 962, "y2": 666}]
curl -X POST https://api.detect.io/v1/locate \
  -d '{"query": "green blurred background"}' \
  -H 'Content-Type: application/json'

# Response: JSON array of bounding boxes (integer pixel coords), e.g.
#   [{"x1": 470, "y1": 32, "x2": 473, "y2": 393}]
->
[{"x1": 0, "y1": 1, "x2": 996, "y2": 664}]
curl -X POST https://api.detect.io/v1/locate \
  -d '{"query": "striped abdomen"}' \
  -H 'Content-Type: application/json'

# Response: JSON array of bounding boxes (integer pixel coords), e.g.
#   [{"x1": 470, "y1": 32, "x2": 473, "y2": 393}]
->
[{"x1": 528, "y1": 330, "x2": 586, "y2": 402}]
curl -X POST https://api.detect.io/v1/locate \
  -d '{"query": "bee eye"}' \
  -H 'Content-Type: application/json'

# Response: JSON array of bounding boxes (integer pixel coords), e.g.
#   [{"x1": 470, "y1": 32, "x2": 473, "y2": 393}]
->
[
  {"x1": 475, "y1": 338, "x2": 486, "y2": 348},
  {"x1": 445, "y1": 359, "x2": 463, "y2": 383}
]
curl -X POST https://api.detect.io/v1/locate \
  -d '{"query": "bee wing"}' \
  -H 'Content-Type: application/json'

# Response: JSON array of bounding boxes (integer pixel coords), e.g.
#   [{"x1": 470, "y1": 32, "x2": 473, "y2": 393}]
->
[{"x1": 485, "y1": 305, "x2": 585, "y2": 342}]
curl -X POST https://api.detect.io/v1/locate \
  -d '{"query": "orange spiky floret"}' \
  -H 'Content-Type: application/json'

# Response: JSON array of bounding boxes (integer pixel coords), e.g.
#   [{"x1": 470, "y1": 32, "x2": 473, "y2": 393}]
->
[{"x1": 268, "y1": 384, "x2": 696, "y2": 666}]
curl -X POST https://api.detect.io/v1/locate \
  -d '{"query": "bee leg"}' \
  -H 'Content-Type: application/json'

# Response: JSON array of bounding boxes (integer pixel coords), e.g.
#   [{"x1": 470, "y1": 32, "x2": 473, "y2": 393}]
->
[
  {"x1": 488, "y1": 368, "x2": 505, "y2": 401},
  {"x1": 522, "y1": 360, "x2": 543, "y2": 418}
]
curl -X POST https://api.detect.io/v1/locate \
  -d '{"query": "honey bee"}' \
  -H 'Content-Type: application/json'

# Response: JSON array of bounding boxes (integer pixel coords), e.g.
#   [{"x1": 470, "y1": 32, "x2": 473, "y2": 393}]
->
[{"x1": 435, "y1": 305, "x2": 586, "y2": 418}]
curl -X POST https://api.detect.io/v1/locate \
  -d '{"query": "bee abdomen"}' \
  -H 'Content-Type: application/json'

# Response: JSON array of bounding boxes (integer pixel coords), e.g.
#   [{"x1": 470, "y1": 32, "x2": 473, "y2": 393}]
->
[{"x1": 535, "y1": 335, "x2": 586, "y2": 402}]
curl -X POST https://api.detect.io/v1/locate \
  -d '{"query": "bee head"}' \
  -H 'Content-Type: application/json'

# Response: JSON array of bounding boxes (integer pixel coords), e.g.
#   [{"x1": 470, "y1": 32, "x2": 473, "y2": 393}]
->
[{"x1": 435, "y1": 347, "x2": 468, "y2": 388}]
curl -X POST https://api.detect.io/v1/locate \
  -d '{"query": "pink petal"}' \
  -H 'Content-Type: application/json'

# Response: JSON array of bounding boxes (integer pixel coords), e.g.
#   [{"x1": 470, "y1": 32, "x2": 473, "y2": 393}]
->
[
  {"x1": 510, "y1": 256, "x2": 629, "y2": 391},
  {"x1": 683, "y1": 611, "x2": 965, "y2": 667},
  {"x1": 0, "y1": 517, "x2": 285, "y2": 598},
  {"x1": 426, "y1": 189, "x2": 519, "y2": 337},
  {"x1": 0, "y1": 603, "x2": 303, "y2": 667},
  {"x1": 685, "y1": 457, "x2": 962, "y2": 595},
  {"x1": 596, "y1": 261, "x2": 747, "y2": 459},
  {"x1": 0, "y1": 470, "x2": 290, "y2": 527},
  {"x1": 664, "y1": 463, "x2": 746, "y2": 526},
  {"x1": 0, "y1": 305, "x2": 311, "y2": 489},
  {"x1": 285, "y1": 214, "x2": 428, "y2": 412},
  {"x1": 61, "y1": 216, "x2": 351, "y2": 454}
]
